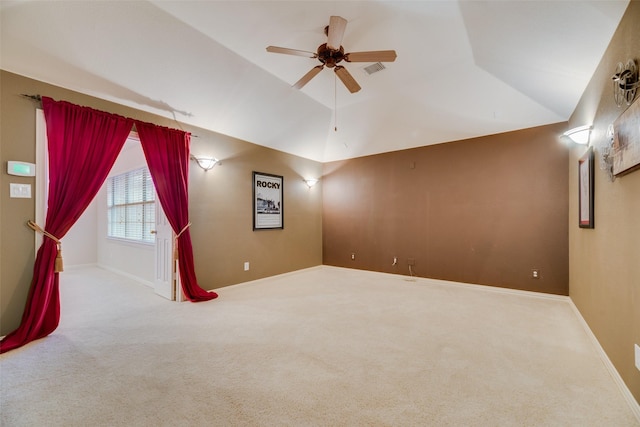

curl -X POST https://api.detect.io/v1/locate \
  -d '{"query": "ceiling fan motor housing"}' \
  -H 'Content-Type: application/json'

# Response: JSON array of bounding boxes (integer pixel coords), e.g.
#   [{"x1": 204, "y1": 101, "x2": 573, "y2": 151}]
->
[{"x1": 317, "y1": 43, "x2": 344, "y2": 68}]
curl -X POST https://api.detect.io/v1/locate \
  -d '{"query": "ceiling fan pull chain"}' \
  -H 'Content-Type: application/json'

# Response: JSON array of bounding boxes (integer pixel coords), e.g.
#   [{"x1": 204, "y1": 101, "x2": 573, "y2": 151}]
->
[{"x1": 334, "y1": 73, "x2": 338, "y2": 132}]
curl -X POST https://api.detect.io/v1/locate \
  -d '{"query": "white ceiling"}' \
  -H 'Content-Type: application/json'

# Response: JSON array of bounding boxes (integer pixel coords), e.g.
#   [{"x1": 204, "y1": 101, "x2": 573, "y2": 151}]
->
[{"x1": 0, "y1": 1, "x2": 629, "y2": 162}]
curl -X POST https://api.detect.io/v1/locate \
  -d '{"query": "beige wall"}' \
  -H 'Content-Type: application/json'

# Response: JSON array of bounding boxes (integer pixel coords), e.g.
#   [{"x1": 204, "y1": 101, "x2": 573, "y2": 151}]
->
[
  {"x1": 0, "y1": 71, "x2": 323, "y2": 335},
  {"x1": 188, "y1": 124, "x2": 324, "y2": 288},
  {"x1": 568, "y1": 1, "x2": 640, "y2": 403}
]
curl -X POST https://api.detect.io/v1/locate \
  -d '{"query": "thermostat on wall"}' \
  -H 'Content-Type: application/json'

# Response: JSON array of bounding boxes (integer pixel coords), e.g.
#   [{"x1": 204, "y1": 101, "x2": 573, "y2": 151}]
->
[{"x1": 7, "y1": 161, "x2": 36, "y2": 177}]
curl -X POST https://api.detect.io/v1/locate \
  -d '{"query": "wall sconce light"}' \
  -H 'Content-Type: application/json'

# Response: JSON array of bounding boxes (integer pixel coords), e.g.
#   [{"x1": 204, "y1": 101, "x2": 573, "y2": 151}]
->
[
  {"x1": 191, "y1": 155, "x2": 219, "y2": 171},
  {"x1": 304, "y1": 178, "x2": 319, "y2": 188},
  {"x1": 563, "y1": 125, "x2": 592, "y2": 145}
]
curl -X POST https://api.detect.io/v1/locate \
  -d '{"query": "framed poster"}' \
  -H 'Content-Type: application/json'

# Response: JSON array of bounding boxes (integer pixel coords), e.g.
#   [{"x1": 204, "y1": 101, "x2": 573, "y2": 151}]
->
[
  {"x1": 578, "y1": 148, "x2": 594, "y2": 229},
  {"x1": 612, "y1": 96, "x2": 640, "y2": 176},
  {"x1": 253, "y1": 171, "x2": 283, "y2": 230}
]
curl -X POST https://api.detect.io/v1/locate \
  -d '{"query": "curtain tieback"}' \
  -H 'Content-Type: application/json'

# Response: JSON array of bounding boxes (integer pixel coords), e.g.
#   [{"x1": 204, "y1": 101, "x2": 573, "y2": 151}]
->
[
  {"x1": 27, "y1": 220, "x2": 64, "y2": 273},
  {"x1": 173, "y1": 222, "x2": 192, "y2": 260}
]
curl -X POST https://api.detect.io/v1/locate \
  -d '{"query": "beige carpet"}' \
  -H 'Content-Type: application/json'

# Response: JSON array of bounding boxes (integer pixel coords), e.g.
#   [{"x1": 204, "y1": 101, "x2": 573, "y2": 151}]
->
[{"x1": 1, "y1": 266, "x2": 638, "y2": 426}]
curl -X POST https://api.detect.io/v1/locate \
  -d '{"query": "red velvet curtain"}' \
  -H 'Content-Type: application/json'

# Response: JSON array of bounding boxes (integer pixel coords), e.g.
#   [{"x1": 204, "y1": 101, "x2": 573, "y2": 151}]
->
[
  {"x1": 136, "y1": 122, "x2": 217, "y2": 301},
  {"x1": 0, "y1": 97, "x2": 133, "y2": 353}
]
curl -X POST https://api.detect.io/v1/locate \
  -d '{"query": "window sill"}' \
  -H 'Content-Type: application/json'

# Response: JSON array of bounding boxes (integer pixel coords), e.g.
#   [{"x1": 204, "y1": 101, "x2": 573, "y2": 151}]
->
[{"x1": 105, "y1": 237, "x2": 155, "y2": 249}]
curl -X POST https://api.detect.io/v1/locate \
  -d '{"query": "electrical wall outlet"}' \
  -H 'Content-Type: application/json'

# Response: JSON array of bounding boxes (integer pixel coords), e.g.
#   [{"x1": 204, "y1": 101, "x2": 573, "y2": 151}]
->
[
  {"x1": 351, "y1": 253, "x2": 355, "y2": 260},
  {"x1": 635, "y1": 344, "x2": 640, "y2": 372},
  {"x1": 532, "y1": 269, "x2": 540, "y2": 279},
  {"x1": 244, "y1": 262, "x2": 249, "y2": 271},
  {"x1": 408, "y1": 258, "x2": 415, "y2": 266}
]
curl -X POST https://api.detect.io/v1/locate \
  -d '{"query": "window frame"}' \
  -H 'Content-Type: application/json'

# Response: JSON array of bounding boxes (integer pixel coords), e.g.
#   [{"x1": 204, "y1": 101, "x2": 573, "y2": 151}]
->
[{"x1": 106, "y1": 165, "x2": 156, "y2": 245}]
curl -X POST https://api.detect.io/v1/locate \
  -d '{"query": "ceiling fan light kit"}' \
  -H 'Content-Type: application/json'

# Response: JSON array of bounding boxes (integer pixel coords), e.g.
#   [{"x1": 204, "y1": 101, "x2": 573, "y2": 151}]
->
[{"x1": 266, "y1": 15, "x2": 397, "y2": 94}]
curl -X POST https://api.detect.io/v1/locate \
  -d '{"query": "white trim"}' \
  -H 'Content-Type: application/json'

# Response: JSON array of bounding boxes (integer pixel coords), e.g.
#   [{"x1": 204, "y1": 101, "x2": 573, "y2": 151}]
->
[
  {"x1": 105, "y1": 236, "x2": 155, "y2": 249},
  {"x1": 64, "y1": 263, "x2": 98, "y2": 271},
  {"x1": 97, "y1": 264, "x2": 154, "y2": 288},
  {"x1": 35, "y1": 109, "x2": 47, "y2": 251},
  {"x1": 569, "y1": 299, "x2": 640, "y2": 422},
  {"x1": 212, "y1": 264, "x2": 569, "y2": 304},
  {"x1": 320, "y1": 265, "x2": 570, "y2": 302},
  {"x1": 211, "y1": 265, "x2": 324, "y2": 292},
  {"x1": 175, "y1": 259, "x2": 185, "y2": 302}
]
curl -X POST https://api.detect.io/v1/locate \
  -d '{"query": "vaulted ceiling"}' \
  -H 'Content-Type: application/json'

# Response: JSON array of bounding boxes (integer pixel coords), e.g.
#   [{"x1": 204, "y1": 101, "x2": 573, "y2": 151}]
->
[{"x1": 0, "y1": 1, "x2": 630, "y2": 162}]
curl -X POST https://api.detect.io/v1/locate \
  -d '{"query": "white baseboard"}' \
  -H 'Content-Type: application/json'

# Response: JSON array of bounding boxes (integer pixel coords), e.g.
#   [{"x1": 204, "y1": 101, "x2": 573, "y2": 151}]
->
[
  {"x1": 212, "y1": 265, "x2": 324, "y2": 291},
  {"x1": 321, "y1": 265, "x2": 570, "y2": 302},
  {"x1": 96, "y1": 264, "x2": 154, "y2": 288},
  {"x1": 64, "y1": 263, "x2": 98, "y2": 271},
  {"x1": 568, "y1": 299, "x2": 640, "y2": 422}
]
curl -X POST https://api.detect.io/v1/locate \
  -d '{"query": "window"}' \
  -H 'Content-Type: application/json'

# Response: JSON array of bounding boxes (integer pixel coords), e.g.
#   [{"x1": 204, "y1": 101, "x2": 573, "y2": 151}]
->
[{"x1": 107, "y1": 167, "x2": 155, "y2": 243}]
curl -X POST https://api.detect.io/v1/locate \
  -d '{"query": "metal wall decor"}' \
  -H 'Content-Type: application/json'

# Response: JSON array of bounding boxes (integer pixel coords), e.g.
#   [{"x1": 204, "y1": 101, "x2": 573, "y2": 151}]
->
[
  {"x1": 598, "y1": 123, "x2": 616, "y2": 182},
  {"x1": 611, "y1": 96, "x2": 640, "y2": 177},
  {"x1": 612, "y1": 59, "x2": 639, "y2": 107}
]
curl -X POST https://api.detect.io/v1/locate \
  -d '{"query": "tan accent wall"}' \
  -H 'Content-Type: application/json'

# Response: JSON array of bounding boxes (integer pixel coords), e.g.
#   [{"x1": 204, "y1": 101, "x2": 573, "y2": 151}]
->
[
  {"x1": 322, "y1": 124, "x2": 569, "y2": 295},
  {"x1": 0, "y1": 71, "x2": 323, "y2": 335},
  {"x1": 568, "y1": 1, "x2": 640, "y2": 404}
]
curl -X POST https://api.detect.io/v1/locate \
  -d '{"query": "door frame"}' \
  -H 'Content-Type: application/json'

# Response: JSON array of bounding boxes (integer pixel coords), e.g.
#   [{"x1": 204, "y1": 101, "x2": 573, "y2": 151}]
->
[{"x1": 36, "y1": 110, "x2": 179, "y2": 301}]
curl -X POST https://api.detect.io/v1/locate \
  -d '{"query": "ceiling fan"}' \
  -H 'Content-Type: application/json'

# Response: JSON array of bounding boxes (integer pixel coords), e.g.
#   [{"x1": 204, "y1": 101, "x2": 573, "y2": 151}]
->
[{"x1": 266, "y1": 15, "x2": 397, "y2": 93}]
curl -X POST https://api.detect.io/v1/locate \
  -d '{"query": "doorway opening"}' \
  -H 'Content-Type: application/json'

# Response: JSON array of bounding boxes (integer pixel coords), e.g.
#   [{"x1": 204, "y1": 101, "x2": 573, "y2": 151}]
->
[{"x1": 35, "y1": 110, "x2": 181, "y2": 301}]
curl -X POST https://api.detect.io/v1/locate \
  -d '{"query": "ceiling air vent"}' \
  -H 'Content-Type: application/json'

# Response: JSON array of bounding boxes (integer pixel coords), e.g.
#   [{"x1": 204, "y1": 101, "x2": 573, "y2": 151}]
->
[{"x1": 362, "y1": 62, "x2": 386, "y2": 75}]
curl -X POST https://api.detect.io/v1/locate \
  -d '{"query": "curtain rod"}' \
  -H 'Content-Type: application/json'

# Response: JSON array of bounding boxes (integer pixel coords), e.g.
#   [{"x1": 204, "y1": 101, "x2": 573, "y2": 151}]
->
[
  {"x1": 20, "y1": 94, "x2": 198, "y2": 137},
  {"x1": 21, "y1": 94, "x2": 42, "y2": 102}
]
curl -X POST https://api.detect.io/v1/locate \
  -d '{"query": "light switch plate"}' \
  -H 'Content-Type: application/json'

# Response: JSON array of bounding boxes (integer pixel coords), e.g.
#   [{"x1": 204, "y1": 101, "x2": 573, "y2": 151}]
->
[
  {"x1": 10, "y1": 183, "x2": 31, "y2": 198},
  {"x1": 635, "y1": 344, "x2": 640, "y2": 372}
]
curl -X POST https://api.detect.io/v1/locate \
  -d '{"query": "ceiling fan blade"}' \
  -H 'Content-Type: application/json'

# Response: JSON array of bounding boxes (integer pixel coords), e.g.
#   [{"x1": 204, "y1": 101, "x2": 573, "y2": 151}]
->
[
  {"x1": 334, "y1": 66, "x2": 361, "y2": 93},
  {"x1": 345, "y1": 50, "x2": 397, "y2": 63},
  {"x1": 293, "y1": 65, "x2": 324, "y2": 90},
  {"x1": 327, "y1": 16, "x2": 347, "y2": 50},
  {"x1": 266, "y1": 46, "x2": 317, "y2": 58}
]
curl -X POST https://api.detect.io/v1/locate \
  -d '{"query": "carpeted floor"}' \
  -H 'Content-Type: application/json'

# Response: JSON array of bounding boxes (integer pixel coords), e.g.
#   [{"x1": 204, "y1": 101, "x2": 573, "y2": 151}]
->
[{"x1": 1, "y1": 266, "x2": 638, "y2": 426}]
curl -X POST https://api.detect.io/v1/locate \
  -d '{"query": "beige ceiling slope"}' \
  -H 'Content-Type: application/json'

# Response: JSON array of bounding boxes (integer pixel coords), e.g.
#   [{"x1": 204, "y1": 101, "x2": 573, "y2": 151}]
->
[
  {"x1": 1, "y1": 1, "x2": 630, "y2": 162},
  {"x1": 460, "y1": 1, "x2": 630, "y2": 118},
  {"x1": 0, "y1": 0, "x2": 332, "y2": 161}
]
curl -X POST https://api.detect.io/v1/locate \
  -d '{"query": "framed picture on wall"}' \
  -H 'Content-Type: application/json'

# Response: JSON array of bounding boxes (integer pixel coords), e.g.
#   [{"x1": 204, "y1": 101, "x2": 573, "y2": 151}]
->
[
  {"x1": 578, "y1": 148, "x2": 594, "y2": 228},
  {"x1": 612, "y1": 96, "x2": 640, "y2": 176},
  {"x1": 253, "y1": 171, "x2": 283, "y2": 230}
]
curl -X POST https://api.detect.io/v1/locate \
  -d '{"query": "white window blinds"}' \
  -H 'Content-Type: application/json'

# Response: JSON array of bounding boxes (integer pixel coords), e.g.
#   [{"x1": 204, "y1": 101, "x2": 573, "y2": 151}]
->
[{"x1": 107, "y1": 167, "x2": 155, "y2": 243}]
